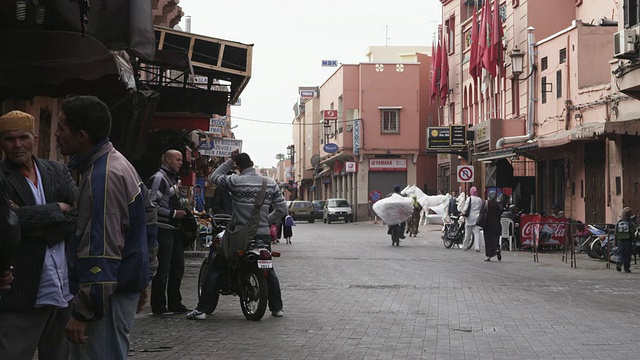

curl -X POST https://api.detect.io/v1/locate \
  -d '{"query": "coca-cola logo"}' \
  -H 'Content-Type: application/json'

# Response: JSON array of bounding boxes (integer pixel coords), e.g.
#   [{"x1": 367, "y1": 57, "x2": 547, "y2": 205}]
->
[{"x1": 521, "y1": 220, "x2": 567, "y2": 238}]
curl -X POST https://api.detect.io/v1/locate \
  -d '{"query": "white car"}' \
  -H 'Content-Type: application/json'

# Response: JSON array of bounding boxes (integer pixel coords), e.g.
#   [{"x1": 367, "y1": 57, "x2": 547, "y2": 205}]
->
[
  {"x1": 425, "y1": 203, "x2": 446, "y2": 225},
  {"x1": 323, "y1": 198, "x2": 354, "y2": 223}
]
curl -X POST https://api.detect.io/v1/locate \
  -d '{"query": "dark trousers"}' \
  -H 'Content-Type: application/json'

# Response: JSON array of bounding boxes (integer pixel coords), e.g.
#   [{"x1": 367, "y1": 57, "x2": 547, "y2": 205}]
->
[
  {"x1": 617, "y1": 240, "x2": 632, "y2": 271},
  {"x1": 0, "y1": 305, "x2": 70, "y2": 360},
  {"x1": 151, "y1": 227, "x2": 185, "y2": 313},
  {"x1": 198, "y1": 237, "x2": 283, "y2": 313}
]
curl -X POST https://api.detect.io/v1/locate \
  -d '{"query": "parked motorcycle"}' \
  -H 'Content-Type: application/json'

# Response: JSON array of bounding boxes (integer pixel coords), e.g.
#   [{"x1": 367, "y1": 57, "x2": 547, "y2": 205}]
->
[
  {"x1": 443, "y1": 215, "x2": 472, "y2": 250},
  {"x1": 197, "y1": 214, "x2": 279, "y2": 321}
]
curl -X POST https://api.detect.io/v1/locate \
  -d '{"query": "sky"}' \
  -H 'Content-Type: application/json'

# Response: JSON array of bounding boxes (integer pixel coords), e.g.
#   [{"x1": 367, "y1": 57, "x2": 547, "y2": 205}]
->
[{"x1": 178, "y1": 0, "x2": 443, "y2": 169}]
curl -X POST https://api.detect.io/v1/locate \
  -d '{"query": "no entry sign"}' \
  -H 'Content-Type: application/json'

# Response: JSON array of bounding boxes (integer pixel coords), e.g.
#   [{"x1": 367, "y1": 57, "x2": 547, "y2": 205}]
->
[{"x1": 457, "y1": 165, "x2": 474, "y2": 183}]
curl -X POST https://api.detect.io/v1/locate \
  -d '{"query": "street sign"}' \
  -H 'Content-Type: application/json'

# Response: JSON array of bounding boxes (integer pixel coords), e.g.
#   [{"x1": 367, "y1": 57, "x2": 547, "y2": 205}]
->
[
  {"x1": 457, "y1": 165, "x2": 474, "y2": 183},
  {"x1": 427, "y1": 125, "x2": 467, "y2": 149},
  {"x1": 198, "y1": 136, "x2": 243, "y2": 157},
  {"x1": 369, "y1": 190, "x2": 382, "y2": 203}
]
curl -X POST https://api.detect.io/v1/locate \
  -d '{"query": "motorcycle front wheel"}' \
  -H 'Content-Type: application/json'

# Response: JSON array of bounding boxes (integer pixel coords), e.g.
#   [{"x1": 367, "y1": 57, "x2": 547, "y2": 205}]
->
[{"x1": 240, "y1": 267, "x2": 268, "y2": 321}]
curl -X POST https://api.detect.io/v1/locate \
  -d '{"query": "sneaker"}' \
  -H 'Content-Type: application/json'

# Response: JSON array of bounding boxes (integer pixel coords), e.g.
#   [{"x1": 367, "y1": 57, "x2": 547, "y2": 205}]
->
[
  {"x1": 497, "y1": 251, "x2": 502, "y2": 261},
  {"x1": 616, "y1": 264, "x2": 622, "y2": 272},
  {"x1": 169, "y1": 304, "x2": 190, "y2": 313},
  {"x1": 625, "y1": 269, "x2": 631, "y2": 273},
  {"x1": 271, "y1": 310, "x2": 284, "y2": 317},
  {"x1": 484, "y1": 257, "x2": 491, "y2": 262},
  {"x1": 187, "y1": 309, "x2": 206, "y2": 320}
]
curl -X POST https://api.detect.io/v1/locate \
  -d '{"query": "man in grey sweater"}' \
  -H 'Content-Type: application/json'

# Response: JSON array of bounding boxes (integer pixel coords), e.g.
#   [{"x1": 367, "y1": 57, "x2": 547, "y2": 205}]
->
[{"x1": 187, "y1": 152, "x2": 288, "y2": 320}]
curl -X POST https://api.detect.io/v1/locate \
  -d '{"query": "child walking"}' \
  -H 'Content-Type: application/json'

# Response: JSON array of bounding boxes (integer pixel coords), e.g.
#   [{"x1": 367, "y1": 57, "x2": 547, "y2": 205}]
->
[{"x1": 284, "y1": 212, "x2": 295, "y2": 244}]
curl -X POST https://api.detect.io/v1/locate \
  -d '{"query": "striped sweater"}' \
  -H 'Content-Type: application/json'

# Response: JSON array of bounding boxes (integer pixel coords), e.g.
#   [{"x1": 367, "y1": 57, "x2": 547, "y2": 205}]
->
[{"x1": 210, "y1": 159, "x2": 287, "y2": 235}]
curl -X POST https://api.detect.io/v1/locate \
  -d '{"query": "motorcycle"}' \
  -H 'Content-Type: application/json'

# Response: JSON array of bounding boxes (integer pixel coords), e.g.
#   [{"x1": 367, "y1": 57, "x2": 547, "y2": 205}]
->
[
  {"x1": 197, "y1": 214, "x2": 279, "y2": 321},
  {"x1": 442, "y1": 214, "x2": 473, "y2": 250}
]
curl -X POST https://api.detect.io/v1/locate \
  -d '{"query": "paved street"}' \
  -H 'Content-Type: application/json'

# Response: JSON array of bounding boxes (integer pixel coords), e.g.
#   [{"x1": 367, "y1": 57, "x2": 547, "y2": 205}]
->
[{"x1": 131, "y1": 221, "x2": 640, "y2": 360}]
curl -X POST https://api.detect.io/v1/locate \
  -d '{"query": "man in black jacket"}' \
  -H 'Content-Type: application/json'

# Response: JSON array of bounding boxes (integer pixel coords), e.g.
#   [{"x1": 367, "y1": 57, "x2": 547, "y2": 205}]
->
[
  {"x1": 147, "y1": 149, "x2": 190, "y2": 314},
  {"x1": 0, "y1": 110, "x2": 77, "y2": 360},
  {"x1": 0, "y1": 191, "x2": 19, "y2": 289}
]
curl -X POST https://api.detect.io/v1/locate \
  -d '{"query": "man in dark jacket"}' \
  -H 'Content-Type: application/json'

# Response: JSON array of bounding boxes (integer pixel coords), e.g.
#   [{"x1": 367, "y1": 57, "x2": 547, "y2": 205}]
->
[
  {"x1": 0, "y1": 191, "x2": 20, "y2": 289},
  {"x1": 0, "y1": 110, "x2": 77, "y2": 360},
  {"x1": 147, "y1": 149, "x2": 190, "y2": 314},
  {"x1": 56, "y1": 95, "x2": 158, "y2": 360}
]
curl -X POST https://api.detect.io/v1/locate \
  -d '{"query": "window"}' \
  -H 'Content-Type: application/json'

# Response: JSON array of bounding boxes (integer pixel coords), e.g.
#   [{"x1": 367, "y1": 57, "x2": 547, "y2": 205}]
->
[
  {"x1": 559, "y1": 48, "x2": 567, "y2": 64},
  {"x1": 556, "y1": 70, "x2": 562, "y2": 98},
  {"x1": 380, "y1": 109, "x2": 400, "y2": 133},
  {"x1": 445, "y1": 14, "x2": 455, "y2": 54},
  {"x1": 541, "y1": 76, "x2": 547, "y2": 104},
  {"x1": 624, "y1": 0, "x2": 640, "y2": 27},
  {"x1": 541, "y1": 57, "x2": 548, "y2": 71}
]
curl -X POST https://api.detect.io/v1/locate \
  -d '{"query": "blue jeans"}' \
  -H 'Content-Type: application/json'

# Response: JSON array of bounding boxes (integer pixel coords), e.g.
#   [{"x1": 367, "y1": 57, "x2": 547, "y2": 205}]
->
[
  {"x1": 617, "y1": 240, "x2": 632, "y2": 271},
  {"x1": 69, "y1": 292, "x2": 139, "y2": 360}
]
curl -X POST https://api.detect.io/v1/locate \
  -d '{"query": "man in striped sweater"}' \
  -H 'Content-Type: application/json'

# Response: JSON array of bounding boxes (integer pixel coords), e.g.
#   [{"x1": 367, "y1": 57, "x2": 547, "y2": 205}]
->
[{"x1": 187, "y1": 152, "x2": 288, "y2": 319}]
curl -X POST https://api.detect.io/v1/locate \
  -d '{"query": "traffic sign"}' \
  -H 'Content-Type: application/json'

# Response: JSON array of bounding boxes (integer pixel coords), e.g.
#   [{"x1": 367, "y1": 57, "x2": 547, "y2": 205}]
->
[
  {"x1": 369, "y1": 190, "x2": 382, "y2": 203},
  {"x1": 457, "y1": 165, "x2": 474, "y2": 183}
]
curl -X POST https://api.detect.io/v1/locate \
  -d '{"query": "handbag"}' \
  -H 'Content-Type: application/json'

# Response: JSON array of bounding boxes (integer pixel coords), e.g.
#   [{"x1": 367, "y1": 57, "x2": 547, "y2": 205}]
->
[
  {"x1": 476, "y1": 200, "x2": 488, "y2": 228},
  {"x1": 463, "y1": 198, "x2": 471, "y2": 218},
  {"x1": 221, "y1": 178, "x2": 267, "y2": 261}
]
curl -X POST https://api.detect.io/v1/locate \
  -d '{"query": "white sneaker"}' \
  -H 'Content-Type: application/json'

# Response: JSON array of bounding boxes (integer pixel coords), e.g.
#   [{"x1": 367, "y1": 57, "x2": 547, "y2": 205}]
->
[
  {"x1": 271, "y1": 310, "x2": 284, "y2": 317},
  {"x1": 186, "y1": 309, "x2": 206, "y2": 320}
]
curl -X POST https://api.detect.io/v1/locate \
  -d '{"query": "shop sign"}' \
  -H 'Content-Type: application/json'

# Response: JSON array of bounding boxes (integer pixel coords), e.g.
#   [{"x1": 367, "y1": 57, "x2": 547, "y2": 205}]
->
[
  {"x1": 369, "y1": 158, "x2": 407, "y2": 171},
  {"x1": 198, "y1": 136, "x2": 243, "y2": 157},
  {"x1": 323, "y1": 143, "x2": 338, "y2": 153},
  {"x1": 345, "y1": 162, "x2": 357, "y2": 173},
  {"x1": 353, "y1": 119, "x2": 360, "y2": 155},
  {"x1": 427, "y1": 125, "x2": 467, "y2": 149},
  {"x1": 322, "y1": 110, "x2": 338, "y2": 121}
]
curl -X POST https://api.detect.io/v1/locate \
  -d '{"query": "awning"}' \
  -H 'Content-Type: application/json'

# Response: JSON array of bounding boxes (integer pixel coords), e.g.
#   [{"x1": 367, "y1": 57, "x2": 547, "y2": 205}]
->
[
  {"x1": 604, "y1": 119, "x2": 640, "y2": 136},
  {"x1": 0, "y1": 29, "x2": 136, "y2": 100},
  {"x1": 474, "y1": 143, "x2": 539, "y2": 161},
  {"x1": 318, "y1": 151, "x2": 355, "y2": 166},
  {"x1": 0, "y1": 0, "x2": 156, "y2": 60},
  {"x1": 536, "y1": 122, "x2": 605, "y2": 148}
]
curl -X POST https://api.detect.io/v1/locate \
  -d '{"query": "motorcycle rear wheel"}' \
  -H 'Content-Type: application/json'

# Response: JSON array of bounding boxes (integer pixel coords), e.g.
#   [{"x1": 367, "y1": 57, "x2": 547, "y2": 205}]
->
[
  {"x1": 590, "y1": 238, "x2": 604, "y2": 259},
  {"x1": 240, "y1": 267, "x2": 268, "y2": 321},
  {"x1": 197, "y1": 258, "x2": 220, "y2": 312}
]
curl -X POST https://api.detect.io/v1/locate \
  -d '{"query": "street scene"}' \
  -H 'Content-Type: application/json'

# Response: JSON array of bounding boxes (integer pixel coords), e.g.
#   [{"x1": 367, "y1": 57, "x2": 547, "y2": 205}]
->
[
  {"x1": 131, "y1": 222, "x2": 640, "y2": 360},
  {"x1": 4, "y1": 1, "x2": 640, "y2": 360}
]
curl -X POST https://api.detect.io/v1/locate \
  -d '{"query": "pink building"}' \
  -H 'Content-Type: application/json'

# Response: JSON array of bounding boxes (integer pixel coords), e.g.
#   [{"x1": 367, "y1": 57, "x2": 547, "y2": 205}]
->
[
  {"x1": 438, "y1": 0, "x2": 637, "y2": 224},
  {"x1": 293, "y1": 48, "x2": 439, "y2": 221}
]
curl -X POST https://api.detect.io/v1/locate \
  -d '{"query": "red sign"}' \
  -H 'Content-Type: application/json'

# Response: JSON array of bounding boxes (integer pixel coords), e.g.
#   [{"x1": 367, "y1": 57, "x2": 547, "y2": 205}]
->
[
  {"x1": 369, "y1": 190, "x2": 382, "y2": 203},
  {"x1": 322, "y1": 110, "x2": 338, "y2": 120},
  {"x1": 369, "y1": 158, "x2": 407, "y2": 171},
  {"x1": 520, "y1": 214, "x2": 568, "y2": 247}
]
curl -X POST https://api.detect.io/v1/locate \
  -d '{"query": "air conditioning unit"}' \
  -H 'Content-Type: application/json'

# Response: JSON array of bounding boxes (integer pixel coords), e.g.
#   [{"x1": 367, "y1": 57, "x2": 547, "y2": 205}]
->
[{"x1": 614, "y1": 28, "x2": 638, "y2": 59}]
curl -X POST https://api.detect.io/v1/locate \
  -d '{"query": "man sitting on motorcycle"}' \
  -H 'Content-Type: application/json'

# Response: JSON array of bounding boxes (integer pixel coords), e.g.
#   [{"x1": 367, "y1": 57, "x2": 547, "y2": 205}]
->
[{"x1": 187, "y1": 151, "x2": 288, "y2": 320}]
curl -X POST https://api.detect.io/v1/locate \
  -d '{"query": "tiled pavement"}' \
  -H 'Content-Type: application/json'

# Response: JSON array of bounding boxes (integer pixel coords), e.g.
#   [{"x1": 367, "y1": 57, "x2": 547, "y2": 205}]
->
[{"x1": 129, "y1": 221, "x2": 640, "y2": 359}]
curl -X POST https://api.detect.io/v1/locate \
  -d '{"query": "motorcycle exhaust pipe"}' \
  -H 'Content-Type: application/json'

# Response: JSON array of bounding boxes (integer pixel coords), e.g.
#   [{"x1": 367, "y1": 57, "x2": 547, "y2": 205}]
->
[{"x1": 246, "y1": 253, "x2": 257, "y2": 262}]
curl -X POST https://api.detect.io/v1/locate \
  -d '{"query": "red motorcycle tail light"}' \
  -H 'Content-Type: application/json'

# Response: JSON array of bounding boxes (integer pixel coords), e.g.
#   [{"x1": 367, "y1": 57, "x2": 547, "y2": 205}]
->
[
  {"x1": 260, "y1": 250, "x2": 271, "y2": 259},
  {"x1": 271, "y1": 251, "x2": 281, "y2": 257}
]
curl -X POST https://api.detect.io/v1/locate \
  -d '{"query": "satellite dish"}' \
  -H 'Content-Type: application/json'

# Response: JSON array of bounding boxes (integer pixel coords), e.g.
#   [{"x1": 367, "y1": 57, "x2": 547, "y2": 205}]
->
[
  {"x1": 173, "y1": 24, "x2": 183, "y2": 31},
  {"x1": 310, "y1": 154, "x2": 320, "y2": 167}
]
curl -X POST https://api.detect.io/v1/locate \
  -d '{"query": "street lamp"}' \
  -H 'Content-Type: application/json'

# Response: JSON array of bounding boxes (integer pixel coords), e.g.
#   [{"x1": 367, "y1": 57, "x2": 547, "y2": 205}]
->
[{"x1": 509, "y1": 47, "x2": 525, "y2": 78}]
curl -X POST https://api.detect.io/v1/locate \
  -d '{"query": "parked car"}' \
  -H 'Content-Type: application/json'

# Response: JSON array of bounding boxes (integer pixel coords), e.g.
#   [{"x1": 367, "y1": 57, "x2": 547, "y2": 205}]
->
[
  {"x1": 323, "y1": 198, "x2": 353, "y2": 223},
  {"x1": 288, "y1": 200, "x2": 315, "y2": 223},
  {"x1": 312, "y1": 200, "x2": 326, "y2": 220},
  {"x1": 426, "y1": 203, "x2": 446, "y2": 225}
]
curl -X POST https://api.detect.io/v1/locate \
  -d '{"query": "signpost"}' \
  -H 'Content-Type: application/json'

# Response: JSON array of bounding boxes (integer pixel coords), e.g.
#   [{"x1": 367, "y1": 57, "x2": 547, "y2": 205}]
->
[
  {"x1": 369, "y1": 190, "x2": 382, "y2": 203},
  {"x1": 198, "y1": 136, "x2": 243, "y2": 157},
  {"x1": 457, "y1": 165, "x2": 474, "y2": 183}
]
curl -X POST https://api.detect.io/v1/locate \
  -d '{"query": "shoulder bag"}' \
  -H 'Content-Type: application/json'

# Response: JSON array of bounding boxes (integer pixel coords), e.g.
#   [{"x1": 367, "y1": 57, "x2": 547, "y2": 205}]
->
[
  {"x1": 221, "y1": 178, "x2": 267, "y2": 261},
  {"x1": 475, "y1": 200, "x2": 488, "y2": 228}
]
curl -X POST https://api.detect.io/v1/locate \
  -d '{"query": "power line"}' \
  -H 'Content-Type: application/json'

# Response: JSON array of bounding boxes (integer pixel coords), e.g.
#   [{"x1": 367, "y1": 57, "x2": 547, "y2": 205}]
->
[{"x1": 229, "y1": 115, "x2": 359, "y2": 126}]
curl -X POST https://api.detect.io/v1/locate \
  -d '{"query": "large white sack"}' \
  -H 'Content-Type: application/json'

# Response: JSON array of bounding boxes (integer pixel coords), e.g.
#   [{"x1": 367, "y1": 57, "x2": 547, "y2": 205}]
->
[{"x1": 372, "y1": 194, "x2": 413, "y2": 225}]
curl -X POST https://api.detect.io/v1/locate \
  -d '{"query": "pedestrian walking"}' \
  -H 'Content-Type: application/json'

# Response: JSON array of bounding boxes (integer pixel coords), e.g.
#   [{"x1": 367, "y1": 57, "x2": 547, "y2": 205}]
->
[
  {"x1": 406, "y1": 196, "x2": 422, "y2": 237},
  {"x1": 462, "y1": 186, "x2": 483, "y2": 252},
  {"x1": 55, "y1": 95, "x2": 158, "y2": 360},
  {"x1": 0, "y1": 110, "x2": 77, "y2": 360},
  {"x1": 148, "y1": 150, "x2": 190, "y2": 315},
  {"x1": 482, "y1": 191, "x2": 503, "y2": 262},
  {"x1": 284, "y1": 212, "x2": 295, "y2": 244},
  {"x1": 615, "y1": 207, "x2": 635, "y2": 273}
]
